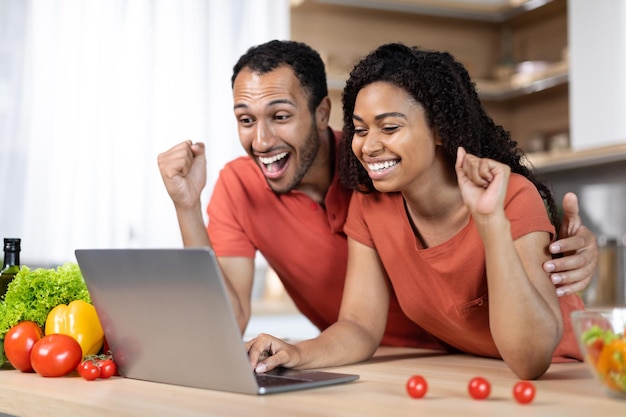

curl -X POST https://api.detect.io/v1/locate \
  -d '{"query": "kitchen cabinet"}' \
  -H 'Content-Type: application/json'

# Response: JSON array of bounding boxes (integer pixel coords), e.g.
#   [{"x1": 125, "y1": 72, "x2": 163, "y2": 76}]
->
[
  {"x1": 289, "y1": 0, "x2": 626, "y2": 304},
  {"x1": 568, "y1": 0, "x2": 626, "y2": 150},
  {"x1": 290, "y1": 0, "x2": 569, "y2": 153}
]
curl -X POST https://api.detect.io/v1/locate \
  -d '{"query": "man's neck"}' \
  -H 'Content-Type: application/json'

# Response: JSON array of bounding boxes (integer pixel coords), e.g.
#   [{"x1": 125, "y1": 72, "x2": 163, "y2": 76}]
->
[{"x1": 295, "y1": 127, "x2": 334, "y2": 204}]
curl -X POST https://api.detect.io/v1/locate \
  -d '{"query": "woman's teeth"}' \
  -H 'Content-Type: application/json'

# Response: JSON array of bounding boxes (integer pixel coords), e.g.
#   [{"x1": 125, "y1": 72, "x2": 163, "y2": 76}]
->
[{"x1": 367, "y1": 160, "x2": 398, "y2": 172}]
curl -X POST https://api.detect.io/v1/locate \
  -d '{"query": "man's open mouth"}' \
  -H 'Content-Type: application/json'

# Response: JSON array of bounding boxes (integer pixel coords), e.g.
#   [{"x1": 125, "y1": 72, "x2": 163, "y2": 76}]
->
[{"x1": 258, "y1": 151, "x2": 290, "y2": 178}]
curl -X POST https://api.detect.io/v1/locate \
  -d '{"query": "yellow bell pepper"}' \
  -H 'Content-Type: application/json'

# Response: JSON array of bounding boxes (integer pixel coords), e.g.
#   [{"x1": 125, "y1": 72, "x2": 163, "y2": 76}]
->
[{"x1": 45, "y1": 299, "x2": 104, "y2": 358}]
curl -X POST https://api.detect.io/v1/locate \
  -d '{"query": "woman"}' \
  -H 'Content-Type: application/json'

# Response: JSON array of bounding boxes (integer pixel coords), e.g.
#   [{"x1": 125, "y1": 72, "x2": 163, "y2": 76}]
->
[{"x1": 246, "y1": 43, "x2": 584, "y2": 380}]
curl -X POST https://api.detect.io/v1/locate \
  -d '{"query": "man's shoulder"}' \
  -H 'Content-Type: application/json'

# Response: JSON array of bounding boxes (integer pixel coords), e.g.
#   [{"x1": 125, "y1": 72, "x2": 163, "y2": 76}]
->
[
  {"x1": 222, "y1": 154, "x2": 256, "y2": 170},
  {"x1": 210, "y1": 156, "x2": 270, "y2": 213},
  {"x1": 213, "y1": 155, "x2": 266, "y2": 194},
  {"x1": 220, "y1": 156, "x2": 262, "y2": 179}
]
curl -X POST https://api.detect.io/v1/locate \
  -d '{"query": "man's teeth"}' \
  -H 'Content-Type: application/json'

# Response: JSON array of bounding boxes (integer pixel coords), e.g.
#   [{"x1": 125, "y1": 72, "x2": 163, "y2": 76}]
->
[
  {"x1": 367, "y1": 160, "x2": 398, "y2": 172},
  {"x1": 259, "y1": 152, "x2": 288, "y2": 165}
]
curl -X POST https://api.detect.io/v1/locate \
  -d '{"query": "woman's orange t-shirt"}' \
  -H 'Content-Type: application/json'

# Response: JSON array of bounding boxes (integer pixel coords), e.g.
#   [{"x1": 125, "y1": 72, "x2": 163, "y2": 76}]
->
[{"x1": 344, "y1": 173, "x2": 584, "y2": 362}]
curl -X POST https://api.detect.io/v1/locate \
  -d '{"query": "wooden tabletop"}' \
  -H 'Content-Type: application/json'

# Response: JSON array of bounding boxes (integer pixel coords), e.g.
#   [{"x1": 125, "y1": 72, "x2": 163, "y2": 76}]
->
[{"x1": 0, "y1": 346, "x2": 624, "y2": 417}]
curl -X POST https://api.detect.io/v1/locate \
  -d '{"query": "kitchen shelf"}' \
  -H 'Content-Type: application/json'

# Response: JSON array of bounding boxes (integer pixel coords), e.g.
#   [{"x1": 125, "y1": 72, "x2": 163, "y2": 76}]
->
[
  {"x1": 476, "y1": 67, "x2": 568, "y2": 102},
  {"x1": 294, "y1": 0, "x2": 568, "y2": 150},
  {"x1": 312, "y1": 0, "x2": 557, "y2": 23},
  {"x1": 525, "y1": 143, "x2": 626, "y2": 174},
  {"x1": 328, "y1": 65, "x2": 568, "y2": 102}
]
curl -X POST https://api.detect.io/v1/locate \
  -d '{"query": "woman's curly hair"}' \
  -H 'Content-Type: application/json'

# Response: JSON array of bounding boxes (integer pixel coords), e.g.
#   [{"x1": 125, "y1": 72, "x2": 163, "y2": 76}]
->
[{"x1": 338, "y1": 43, "x2": 559, "y2": 231}]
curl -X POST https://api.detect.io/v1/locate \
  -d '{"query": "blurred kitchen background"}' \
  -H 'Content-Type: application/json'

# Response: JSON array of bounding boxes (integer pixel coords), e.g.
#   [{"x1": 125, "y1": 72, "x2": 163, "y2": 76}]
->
[{"x1": 1, "y1": 0, "x2": 625, "y2": 339}]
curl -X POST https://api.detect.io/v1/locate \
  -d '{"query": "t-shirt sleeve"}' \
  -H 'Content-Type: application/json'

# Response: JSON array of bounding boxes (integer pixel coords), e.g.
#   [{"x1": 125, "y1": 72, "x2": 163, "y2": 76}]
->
[
  {"x1": 344, "y1": 174, "x2": 554, "y2": 248},
  {"x1": 207, "y1": 164, "x2": 257, "y2": 258},
  {"x1": 344, "y1": 192, "x2": 376, "y2": 248},
  {"x1": 505, "y1": 174, "x2": 556, "y2": 240}
]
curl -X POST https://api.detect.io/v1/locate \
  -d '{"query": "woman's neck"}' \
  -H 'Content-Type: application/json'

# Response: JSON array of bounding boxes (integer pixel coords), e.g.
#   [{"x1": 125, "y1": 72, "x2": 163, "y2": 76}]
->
[
  {"x1": 404, "y1": 190, "x2": 469, "y2": 248},
  {"x1": 402, "y1": 157, "x2": 469, "y2": 248}
]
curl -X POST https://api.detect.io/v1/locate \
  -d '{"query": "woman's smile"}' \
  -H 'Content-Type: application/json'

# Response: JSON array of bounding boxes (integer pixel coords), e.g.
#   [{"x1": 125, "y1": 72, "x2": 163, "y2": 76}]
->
[{"x1": 365, "y1": 158, "x2": 400, "y2": 180}]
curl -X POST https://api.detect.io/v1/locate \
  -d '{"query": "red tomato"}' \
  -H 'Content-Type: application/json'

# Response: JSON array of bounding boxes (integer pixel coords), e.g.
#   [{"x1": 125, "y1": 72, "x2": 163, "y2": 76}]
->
[
  {"x1": 77, "y1": 360, "x2": 101, "y2": 381},
  {"x1": 587, "y1": 339, "x2": 604, "y2": 365},
  {"x1": 97, "y1": 358, "x2": 117, "y2": 379},
  {"x1": 3, "y1": 321, "x2": 43, "y2": 372},
  {"x1": 513, "y1": 381, "x2": 536, "y2": 404},
  {"x1": 406, "y1": 375, "x2": 428, "y2": 399},
  {"x1": 30, "y1": 334, "x2": 83, "y2": 377},
  {"x1": 468, "y1": 376, "x2": 491, "y2": 400}
]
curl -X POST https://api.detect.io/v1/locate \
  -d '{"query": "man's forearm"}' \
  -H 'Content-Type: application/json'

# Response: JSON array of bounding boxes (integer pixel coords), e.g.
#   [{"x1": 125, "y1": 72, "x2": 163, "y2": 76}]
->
[{"x1": 175, "y1": 205, "x2": 211, "y2": 247}]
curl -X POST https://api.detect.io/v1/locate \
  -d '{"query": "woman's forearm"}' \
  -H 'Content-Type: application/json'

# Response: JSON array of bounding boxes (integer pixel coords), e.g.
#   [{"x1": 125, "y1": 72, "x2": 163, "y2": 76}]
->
[
  {"x1": 294, "y1": 319, "x2": 382, "y2": 369},
  {"x1": 476, "y1": 213, "x2": 562, "y2": 379}
]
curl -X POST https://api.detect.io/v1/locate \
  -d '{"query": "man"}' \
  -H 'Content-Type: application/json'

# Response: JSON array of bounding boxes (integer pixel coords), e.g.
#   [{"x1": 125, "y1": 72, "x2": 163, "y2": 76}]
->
[{"x1": 158, "y1": 40, "x2": 597, "y2": 349}]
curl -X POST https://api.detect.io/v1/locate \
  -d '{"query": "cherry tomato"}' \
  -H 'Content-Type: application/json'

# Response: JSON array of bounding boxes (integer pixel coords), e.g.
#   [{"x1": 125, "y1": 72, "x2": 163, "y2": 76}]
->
[
  {"x1": 30, "y1": 334, "x2": 83, "y2": 377},
  {"x1": 97, "y1": 358, "x2": 117, "y2": 379},
  {"x1": 468, "y1": 376, "x2": 491, "y2": 400},
  {"x1": 3, "y1": 321, "x2": 43, "y2": 372},
  {"x1": 77, "y1": 360, "x2": 101, "y2": 381},
  {"x1": 406, "y1": 375, "x2": 428, "y2": 399},
  {"x1": 586, "y1": 339, "x2": 604, "y2": 365},
  {"x1": 513, "y1": 381, "x2": 536, "y2": 404}
]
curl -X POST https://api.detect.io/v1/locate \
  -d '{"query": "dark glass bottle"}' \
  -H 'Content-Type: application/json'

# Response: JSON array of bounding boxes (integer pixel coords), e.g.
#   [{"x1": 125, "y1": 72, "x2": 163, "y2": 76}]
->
[{"x1": 0, "y1": 238, "x2": 21, "y2": 299}]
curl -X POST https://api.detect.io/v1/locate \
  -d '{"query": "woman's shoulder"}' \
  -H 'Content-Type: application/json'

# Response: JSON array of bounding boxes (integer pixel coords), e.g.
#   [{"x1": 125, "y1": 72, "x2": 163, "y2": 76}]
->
[
  {"x1": 508, "y1": 172, "x2": 533, "y2": 188},
  {"x1": 506, "y1": 173, "x2": 540, "y2": 199}
]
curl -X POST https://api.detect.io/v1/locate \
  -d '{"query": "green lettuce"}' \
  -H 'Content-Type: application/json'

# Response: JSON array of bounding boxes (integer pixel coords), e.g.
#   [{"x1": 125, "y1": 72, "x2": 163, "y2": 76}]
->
[
  {"x1": 582, "y1": 324, "x2": 621, "y2": 345},
  {"x1": 0, "y1": 262, "x2": 91, "y2": 366}
]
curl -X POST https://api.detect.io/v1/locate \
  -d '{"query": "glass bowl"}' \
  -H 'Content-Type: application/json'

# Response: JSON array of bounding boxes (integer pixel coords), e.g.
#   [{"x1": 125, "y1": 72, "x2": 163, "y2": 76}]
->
[{"x1": 571, "y1": 308, "x2": 626, "y2": 400}]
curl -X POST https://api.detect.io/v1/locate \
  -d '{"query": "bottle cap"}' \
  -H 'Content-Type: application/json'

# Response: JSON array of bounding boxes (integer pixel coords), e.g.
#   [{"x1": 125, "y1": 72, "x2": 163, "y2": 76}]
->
[{"x1": 3, "y1": 238, "x2": 21, "y2": 252}]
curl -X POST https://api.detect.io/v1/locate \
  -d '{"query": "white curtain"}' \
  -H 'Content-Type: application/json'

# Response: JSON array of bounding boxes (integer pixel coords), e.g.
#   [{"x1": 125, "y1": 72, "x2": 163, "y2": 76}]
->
[{"x1": 0, "y1": 0, "x2": 289, "y2": 266}]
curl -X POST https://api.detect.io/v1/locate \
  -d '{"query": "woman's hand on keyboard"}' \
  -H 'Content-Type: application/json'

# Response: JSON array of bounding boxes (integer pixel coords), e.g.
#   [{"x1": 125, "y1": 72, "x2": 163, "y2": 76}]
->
[{"x1": 245, "y1": 333, "x2": 301, "y2": 373}]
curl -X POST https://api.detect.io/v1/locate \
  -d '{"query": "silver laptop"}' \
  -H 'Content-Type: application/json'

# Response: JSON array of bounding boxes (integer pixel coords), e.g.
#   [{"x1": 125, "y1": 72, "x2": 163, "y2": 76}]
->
[{"x1": 74, "y1": 248, "x2": 358, "y2": 395}]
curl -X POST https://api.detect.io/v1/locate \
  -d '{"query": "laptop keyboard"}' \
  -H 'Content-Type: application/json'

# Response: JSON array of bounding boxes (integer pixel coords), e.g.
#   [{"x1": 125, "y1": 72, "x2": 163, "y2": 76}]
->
[{"x1": 255, "y1": 373, "x2": 312, "y2": 387}]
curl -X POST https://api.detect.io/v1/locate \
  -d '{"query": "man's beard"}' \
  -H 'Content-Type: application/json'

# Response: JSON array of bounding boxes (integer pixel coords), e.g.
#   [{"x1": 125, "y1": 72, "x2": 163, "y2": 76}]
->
[{"x1": 270, "y1": 121, "x2": 321, "y2": 194}]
